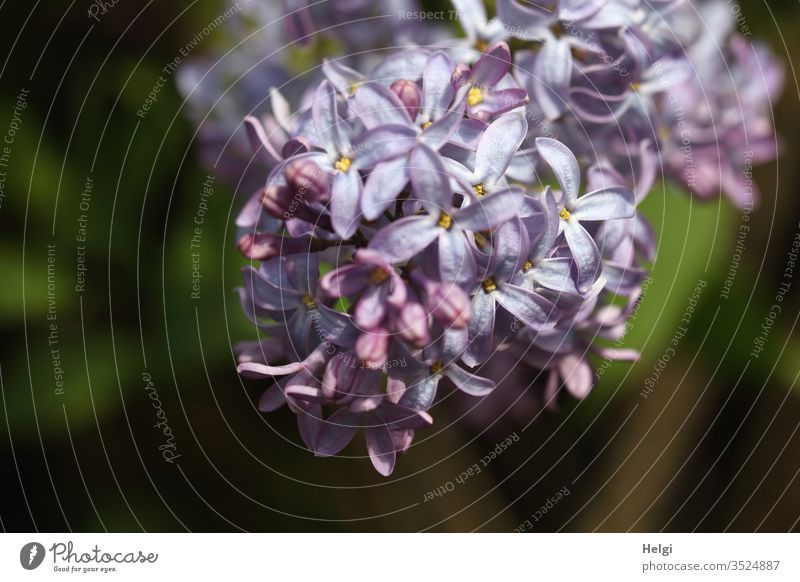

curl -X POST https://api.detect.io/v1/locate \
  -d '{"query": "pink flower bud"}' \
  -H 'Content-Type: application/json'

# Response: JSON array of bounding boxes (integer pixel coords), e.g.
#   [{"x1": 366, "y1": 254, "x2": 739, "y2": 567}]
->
[
  {"x1": 425, "y1": 283, "x2": 472, "y2": 328},
  {"x1": 285, "y1": 157, "x2": 330, "y2": 202},
  {"x1": 390, "y1": 79, "x2": 422, "y2": 120},
  {"x1": 355, "y1": 330, "x2": 389, "y2": 370},
  {"x1": 394, "y1": 301, "x2": 431, "y2": 348}
]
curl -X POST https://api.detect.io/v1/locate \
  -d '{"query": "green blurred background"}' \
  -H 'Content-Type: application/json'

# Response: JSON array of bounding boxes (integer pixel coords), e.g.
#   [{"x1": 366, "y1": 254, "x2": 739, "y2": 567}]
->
[{"x1": 0, "y1": 0, "x2": 798, "y2": 532}]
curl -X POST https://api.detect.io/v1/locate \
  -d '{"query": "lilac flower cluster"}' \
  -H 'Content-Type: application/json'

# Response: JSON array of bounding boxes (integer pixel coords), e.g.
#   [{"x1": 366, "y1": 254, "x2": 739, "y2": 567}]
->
[
  {"x1": 235, "y1": 41, "x2": 642, "y2": 475},
  {"x1": 178, "y1": 0, "x2": 783, "y2": 475}
]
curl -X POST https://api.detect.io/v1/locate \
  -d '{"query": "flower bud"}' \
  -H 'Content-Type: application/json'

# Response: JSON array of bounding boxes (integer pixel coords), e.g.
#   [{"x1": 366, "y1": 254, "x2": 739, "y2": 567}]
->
[
  {"x1": 394, "y1": 301, "x2": 431, "y2": 348},
  {"x1": 355, "y1": 330, "x2": 389, "y2": 370},
  {"x1": 390, "y1": 79, "x2": 422, "y2": 120},
  {"x1": 260, "y1": 185, "x2": 295, "y2": 218},
  {"x1": 285, "y1": 157, "x2": 330, "y2": 202},
  {"x1": 425, "y1": 282, "x2": 472, "y2": 328}
]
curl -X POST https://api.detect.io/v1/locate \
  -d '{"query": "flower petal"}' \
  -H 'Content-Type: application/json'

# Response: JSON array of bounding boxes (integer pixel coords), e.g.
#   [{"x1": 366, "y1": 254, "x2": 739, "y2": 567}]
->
[
  {"x1": 453, "y1": 187, "x2": 522, "y2": 232},
  {"x1": 410, "y1": 142, "x2": 453, "y2": 215},
  {"x1": 536, "y1": 138, "x2": 581, "y2": 206},
  {"x1": 315, "y1": 408, "x2": 361, "y2": 456},
  {"x1": 445, "y1": 363, "x2": 496, "y2": 396},
  {"x1": 474, "y1": 114, "x2": 527, "y2": 187},
  {"x1": 422, "y1": 50, "x2": 455, "y2": 120},
  {"x1": 365, "y1": 424, "x2": 397, "y2": 476},
  {"x1": 361, "y1": 157, "x2": 410, "y2": 220},
  {"x1": 368, "y1": 216, "x2": 440, "y2": 263},
  {"x1": 439, "y1": 230, "x2": 478, "y2": 288},
  {"x1": 558, "y1": 354, "x2": 594, "y2": 400},
  {"x1": 464, "y1": 290, "x2": 496, "y2": 367},
  {"x1": 573, "y1": 186, "x2": 635, "y2": 221},
  {"x1": 330, "y1": 169, "x2": 363, "y2": 239},
  {"x1": 532, "y1": 38, "x2": 572, "y2": 121},
  {"x1": 313, "y1": 80, "x2": 350, "y2": 156},
  {"x1": 351, "y1": 83, "x2": 412, "y2": 130},
  {"x1": 495, "y1": 283, "x2": 558, "y2": 331},
  {"x1": 563, "y1": 220, "x2": 602, "y2": 293}
]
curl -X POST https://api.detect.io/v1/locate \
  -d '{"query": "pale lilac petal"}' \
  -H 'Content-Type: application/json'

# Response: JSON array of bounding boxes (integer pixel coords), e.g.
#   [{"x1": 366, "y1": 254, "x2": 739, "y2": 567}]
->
[
  {"x1": 365, "y1": 424, "x2": 396, "y2": 476},
  {"x1": 422, "y1": 50, "x2": 455, "y2": 120},
  {"x1": 533, "y1": 38, "x2": 572, "y2": 121},
  {"x1": 351, "y1": 83, "x2": 412, "y2": 129},
  {"x1": 496, "y1": 0, "x2": 552, "y2": 39},
  {"x1": 532, "y1": 257, "x2": 579, "y2": 294},
  {"x1": 453, "y1": 188, "x2": 523, "y2": 232},
  {"x1": 445, "y1": 364, "x2": 496, "y2": 396},
  {"x1": 238, "y1": 361, "x2": 305, "y2": 379},
  {"x1": 322, "y1": 58, "x2": 364, "y2": 95},
  {"x1": 470, "y1": 88, "x2": 529, "y2": 119},
  {"x1": 558, "y1": 354, "x2": 594, "y2": 399},
  {"x1": 448, "y1": 118, "x2": 489, "y2": 150},
  {"x1": 244, "y1": 116, "x2": 283, "y2": 164},
  {"x1": 490, "y1": 217, "x2": 529, "y2": 281},
  {"x1": 464, "y1": 291, "x2": 495, "y2": 367},
  {"x1": 319, "y1": 264, "x2": 371, "y2": 297},
  {"x1": 439, "y1": 230, "x2": 478, "y2": 288},
  {"x1": 410, "y1": 143, "x2": 453, "y2": 214},
  {"x1": 330, "y1": 169, "x2": 363, "y2": 239},
  {"x1": 313, "y1": 81, "x2": 350, "y2": 156},
  {"x1": 398, "y1": 376, "x2": 439, "y2": 411},
  {"x1": 474, "y1": 114, "x2": 527, "y2": 187},
  {"x1": 352, "y1": 125, "x2": 416, "y2": 170},
  {"x1": 369, "y1": 48, "x2": 429, "y2": 85},
  {"x1": 361, "y1": 157, "x2": 410, "y2": 220},
  {"x1": 536, "y1": 138, "x2": 581, "y2": 205},
  {"x1": 495, "y1": 283, "x2": 558, "y2": 331},
  {"x1": 368, "y1": 216, "x2": 440, "y2": 263},
  {"x1": 573, "y1": 187, "x2": 635, "y2": 221},
  {"x1": 563, "y1": 220, "x2": 602, "y2": 293}
]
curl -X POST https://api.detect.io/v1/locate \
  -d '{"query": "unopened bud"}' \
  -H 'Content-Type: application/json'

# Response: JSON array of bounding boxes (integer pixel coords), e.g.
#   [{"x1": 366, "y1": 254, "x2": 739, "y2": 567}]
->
[
  {"x1": 425, "y1": 283, "x2": 472, "y2": 328},
  {"x1": 355, "y1": 330, "x2": 389, "y2": 370},
  {"x1": 390, "y1": 79, "x2": 422, "y2": 120},
  {"x1": 285, "y1": 157, "x2": 330, "y2": 202},
  {"x1": 394, "y1": 302, "x2": 431, "y2": 348}
]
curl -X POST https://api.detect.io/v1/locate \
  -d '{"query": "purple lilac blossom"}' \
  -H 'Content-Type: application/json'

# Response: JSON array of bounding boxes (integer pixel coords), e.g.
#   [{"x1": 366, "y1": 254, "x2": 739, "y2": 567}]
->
[{"x1": 176, "y1": 0, "x2": 783, "y2": 475}]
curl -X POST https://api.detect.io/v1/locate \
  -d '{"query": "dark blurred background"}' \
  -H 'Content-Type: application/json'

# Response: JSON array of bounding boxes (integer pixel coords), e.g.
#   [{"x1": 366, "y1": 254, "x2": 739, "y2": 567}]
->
[{"x1": 0, "y1": 0, "x2": 798, "y2": 532}]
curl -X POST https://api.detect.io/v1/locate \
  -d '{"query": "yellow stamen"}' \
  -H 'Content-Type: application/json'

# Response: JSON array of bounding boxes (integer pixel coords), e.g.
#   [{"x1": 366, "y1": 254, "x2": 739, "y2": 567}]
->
[
  {"x1": 349, "y1": 82, "x2": 362, "y2": 95},
  {"x1": 522, "y1": 260, "x2": 533, "y2": 273},
  {"x1": 335, "y1": 157, "x2": 352, "y2": 173},
  {"x1": 559, "y1": 208, "x2": 572, "y2": 221},
  {"x1": 474, "y1": 232, "x2": 489, "y2": 249},
  {"x1": 420, "y1": 120, "x2": 433, "y2": 130},
  {"x1": 429, "y1": 361, "x2": 444, "y2": 375},
  {"x1": 467, "y1": 86, "x2": 483, "y2": 107},
  {"x1": 301, "y1": 293, "x2": 317, "y2": 309},
  {"x1": 659, "y1": 126, "x2": 670, "y2": 142},
  {"x1": 630, "y1": 82, "x2": 641, "y2": 91},
  {"x1": 369, "y1": 268, "x2": 389, "y2": 285},
  {"x1": 474, "y1": 40, "x2": 489, "y2": 53},
  {"x1": 437, "y1": 212, "x2": 453, "y2": 230},
  {"x1": 473, "y1": 183, "x2": 486, "y2": 198},
  {"x1": 482, "y1": 277, "x2": 497, "y2": 293}
]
